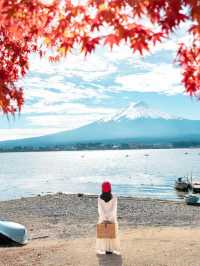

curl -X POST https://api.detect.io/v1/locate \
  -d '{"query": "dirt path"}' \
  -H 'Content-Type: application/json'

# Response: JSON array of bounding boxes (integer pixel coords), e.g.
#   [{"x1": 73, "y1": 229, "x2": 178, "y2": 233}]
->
[{"x1": 0, "y1": 227, "x2": 200, "y2": 266}]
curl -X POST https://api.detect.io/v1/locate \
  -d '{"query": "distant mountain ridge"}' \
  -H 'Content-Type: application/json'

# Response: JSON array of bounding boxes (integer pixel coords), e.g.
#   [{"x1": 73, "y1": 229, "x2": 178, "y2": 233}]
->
[{"x1": 1, "y1": 102, "x2": 200, "y2": 149}]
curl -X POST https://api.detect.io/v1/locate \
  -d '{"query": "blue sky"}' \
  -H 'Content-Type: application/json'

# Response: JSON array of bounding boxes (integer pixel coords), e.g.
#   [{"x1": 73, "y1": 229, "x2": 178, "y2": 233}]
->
[{"x1": 1, "y1": 23, "x2": 200, "y2": 141}]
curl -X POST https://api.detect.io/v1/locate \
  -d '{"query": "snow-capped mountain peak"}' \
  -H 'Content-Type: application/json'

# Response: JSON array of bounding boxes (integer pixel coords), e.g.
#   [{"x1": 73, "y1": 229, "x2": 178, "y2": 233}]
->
[
  {"x1": 102, "y1": 101, "x2": 179, "y2": 122},
  {"x1": 130, "y1": 101, "x2": 148, "y2": 109}
]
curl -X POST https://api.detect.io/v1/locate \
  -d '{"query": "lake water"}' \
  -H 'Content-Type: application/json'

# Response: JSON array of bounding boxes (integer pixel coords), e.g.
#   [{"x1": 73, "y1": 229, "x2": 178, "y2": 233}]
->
[{"x1": 0, "y1": 148, "x2": 200, "y2": 201}]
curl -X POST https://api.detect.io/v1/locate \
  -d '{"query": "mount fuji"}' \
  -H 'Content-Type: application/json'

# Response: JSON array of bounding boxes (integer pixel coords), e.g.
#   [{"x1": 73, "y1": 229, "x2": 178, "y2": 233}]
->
[{"x1": 1, "y1": 101, "x2": 200, "y2": 149}]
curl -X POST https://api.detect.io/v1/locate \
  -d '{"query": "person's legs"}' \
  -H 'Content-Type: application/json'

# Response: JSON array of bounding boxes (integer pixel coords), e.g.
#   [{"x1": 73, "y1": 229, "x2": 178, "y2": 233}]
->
[{"x1": 106, "y1": 251, "x2": 113, "y2": 254}]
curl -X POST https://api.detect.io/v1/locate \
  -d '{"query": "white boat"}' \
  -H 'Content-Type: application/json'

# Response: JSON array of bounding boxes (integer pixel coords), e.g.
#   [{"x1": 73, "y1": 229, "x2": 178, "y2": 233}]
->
[
  {"x1": 192, "y1": 182, "x2": 200, "y2": 193},
  {"x1": 0, "y1": 221, "x2": 28, "y2": 245},
  {"x1": 174, "y1": 177, "x2": 191, "y2": 192}
]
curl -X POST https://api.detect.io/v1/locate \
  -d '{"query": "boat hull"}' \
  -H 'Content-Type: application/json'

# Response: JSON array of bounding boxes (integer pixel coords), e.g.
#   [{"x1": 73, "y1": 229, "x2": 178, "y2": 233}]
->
[
  {"x1": 175, "y1": 182, "x2": 191, "y2": 192},
  {"x1": 185, "y1": 195, "x2": 199, "y2": 205},
  {"x1": 192, "y1": 187, "x2": 200, "y2": 193},
  {"x1": 0, "y1": 221, "x2": 28, "y2": 245}
]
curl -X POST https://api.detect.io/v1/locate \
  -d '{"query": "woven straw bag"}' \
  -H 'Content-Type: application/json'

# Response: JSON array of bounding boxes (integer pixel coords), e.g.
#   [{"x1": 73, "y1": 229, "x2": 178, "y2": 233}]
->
[{"x1": 96, "y1": 222, "x2": 116, "y2": 239}]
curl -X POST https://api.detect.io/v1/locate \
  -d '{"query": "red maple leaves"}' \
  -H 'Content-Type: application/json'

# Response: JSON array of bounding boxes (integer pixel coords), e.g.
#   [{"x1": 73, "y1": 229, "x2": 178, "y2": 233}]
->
[
  {"x1": 0, "y1": 0, "x2": 200, "y2": 114},
  {"x1": 0, "y1": 0, "x2": 58, "y2": 114},
  {"x1": 0, "y1": 26, "x2": 28, "y2": 113},
  {"x1": 176, "y1": 42, "x2": 200, "y2": 96}
]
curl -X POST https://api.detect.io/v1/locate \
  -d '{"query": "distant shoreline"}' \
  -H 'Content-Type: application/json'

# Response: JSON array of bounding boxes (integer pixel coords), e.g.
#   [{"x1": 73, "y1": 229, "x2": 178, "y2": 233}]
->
[{"x1": 1, "y1": 145, "x2": 200, "y2": 153}]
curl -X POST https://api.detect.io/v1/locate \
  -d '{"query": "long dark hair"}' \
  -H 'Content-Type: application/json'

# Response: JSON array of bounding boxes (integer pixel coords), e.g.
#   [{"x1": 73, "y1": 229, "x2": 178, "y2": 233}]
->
[{"x1": 100, "y1": 191, "x2": 113, "y2": 202}]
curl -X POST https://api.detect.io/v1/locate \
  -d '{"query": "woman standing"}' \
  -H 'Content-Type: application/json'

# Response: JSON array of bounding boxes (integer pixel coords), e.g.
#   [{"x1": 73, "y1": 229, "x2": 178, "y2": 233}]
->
[{"x1": 96, "y1": 181, "x2": 120, "y2": 255}]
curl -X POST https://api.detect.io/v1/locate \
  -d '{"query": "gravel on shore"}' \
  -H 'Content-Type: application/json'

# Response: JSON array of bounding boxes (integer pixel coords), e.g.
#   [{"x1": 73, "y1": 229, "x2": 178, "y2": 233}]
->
[{"x1": 0, "y1": 193, "x2": 200, "y2": 241}]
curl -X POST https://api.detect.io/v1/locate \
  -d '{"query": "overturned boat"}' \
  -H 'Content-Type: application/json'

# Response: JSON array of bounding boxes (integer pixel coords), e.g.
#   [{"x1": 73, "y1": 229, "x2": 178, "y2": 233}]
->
[
  {"x1": 175, "y1": 177, "x2": 191, "y2": 192},
  {"x1": 0, "y1": 221, "x2": 28, "y2": 245},
  {"x1": 192, "y1": 182, "x2": 200, "y2": 193},
  {"x1": 185, "y1": 194, "x2": 199, "y2": 205}
]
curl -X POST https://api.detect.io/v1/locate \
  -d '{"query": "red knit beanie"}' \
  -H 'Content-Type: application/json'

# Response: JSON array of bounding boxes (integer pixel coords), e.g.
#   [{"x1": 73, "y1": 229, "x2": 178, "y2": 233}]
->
[{"x1": 102, "y1": 181, "x2": 111, "y2": 193}]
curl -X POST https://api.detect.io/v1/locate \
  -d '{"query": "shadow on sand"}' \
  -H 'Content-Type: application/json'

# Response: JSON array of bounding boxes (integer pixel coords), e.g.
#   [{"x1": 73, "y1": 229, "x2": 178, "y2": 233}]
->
[
  {"x1": 97, "y1": 254, "x2": 122, "y2": 266},
  {"x1": 0, "y1": 233, "x2": 21, "y2": 248}
]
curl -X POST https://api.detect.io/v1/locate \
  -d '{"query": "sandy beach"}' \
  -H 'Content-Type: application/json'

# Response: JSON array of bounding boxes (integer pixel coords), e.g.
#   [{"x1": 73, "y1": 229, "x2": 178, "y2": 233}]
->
[{"x1": 0, "y1": 193, "x2": 200, "y2": 265}]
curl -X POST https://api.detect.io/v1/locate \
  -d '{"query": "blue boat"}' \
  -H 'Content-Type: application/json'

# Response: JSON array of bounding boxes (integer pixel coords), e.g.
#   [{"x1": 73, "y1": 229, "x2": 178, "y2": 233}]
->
[
  {"x1": 0, "y1": 221, "x2": 28, "y2": 245},
  {"x1": 185, "y1": 194, "x2": 199, "y2": 205}
]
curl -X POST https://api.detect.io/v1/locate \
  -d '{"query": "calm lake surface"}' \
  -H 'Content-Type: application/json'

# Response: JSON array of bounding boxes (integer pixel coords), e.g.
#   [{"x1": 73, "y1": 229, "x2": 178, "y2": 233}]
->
[{"x1": 0, "y1": 148, "x2": 200, "y2": 201}]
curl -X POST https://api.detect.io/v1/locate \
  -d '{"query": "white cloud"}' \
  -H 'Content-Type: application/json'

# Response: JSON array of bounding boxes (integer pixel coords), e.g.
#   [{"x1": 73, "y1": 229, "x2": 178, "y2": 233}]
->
[
  {"x1": 0, "y1": 104, "x2": 118, "y2": 140},
  {"x1": 23, "y1": 95, "x2": 115, "y2": 114},
  {"x1": 19, "y1": 77, "x2": 109, "y2": 115},
  {"x1": 17, "y1": 52, "x2": 113, "y2": 117},
  {"x1": 24, "y1": 84, "x2": 106, "y2": 103},
  {"x1": 0, "y1": 128, "x2": 61, "y2": 141},
  {"x1": 26, "y1": 104, "x2": 117, "y2": 124},
  {"x1": 27, "y1": 114, "x2": 96, "y2": 128},
  {"x1": 28, "y1": 51, "x2": 117, "y2": 82},
  {"x1": 115, "y1": 63, "x2": 184, "y2": 95}
]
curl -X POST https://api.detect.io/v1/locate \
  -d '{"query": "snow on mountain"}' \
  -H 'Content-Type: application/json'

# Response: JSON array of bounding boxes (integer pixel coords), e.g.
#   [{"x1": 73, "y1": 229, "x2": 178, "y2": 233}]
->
[{"x1": 101, "y1": 101, "x2": 179, "y2": 122}]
